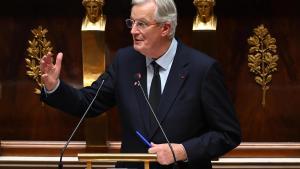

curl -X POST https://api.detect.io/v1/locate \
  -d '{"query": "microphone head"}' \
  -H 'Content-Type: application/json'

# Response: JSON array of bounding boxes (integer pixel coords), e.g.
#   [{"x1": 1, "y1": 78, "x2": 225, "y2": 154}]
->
[
  {"x1": 134, "y1": 73, "x2": 142, "y2": 86},
  {"x1": 134, "y1": 73, "x2": 142, "y2": 81}
]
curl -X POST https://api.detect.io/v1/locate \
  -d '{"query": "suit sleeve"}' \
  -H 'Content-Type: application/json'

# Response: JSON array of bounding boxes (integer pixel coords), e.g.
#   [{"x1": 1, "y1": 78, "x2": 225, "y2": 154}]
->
[
  {"x1": 182, "y1": 62, "x2": 241, "y2": 161},
  {"x1": 40, "y1": 64, "x2": 117, "y2": 117}
]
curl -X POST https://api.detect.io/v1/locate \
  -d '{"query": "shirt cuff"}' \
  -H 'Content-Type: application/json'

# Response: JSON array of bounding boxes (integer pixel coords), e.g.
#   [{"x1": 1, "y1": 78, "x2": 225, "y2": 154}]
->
[{"x1": 44, "y1": 79, "x2": 60, "y2": 94}]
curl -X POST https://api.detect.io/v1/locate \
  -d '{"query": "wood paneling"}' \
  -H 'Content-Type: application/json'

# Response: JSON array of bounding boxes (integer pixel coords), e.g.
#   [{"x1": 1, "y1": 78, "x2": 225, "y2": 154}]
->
[
  {"x1": 0, "y1": 0, "x2": 85, "y2": 141},
  {"x1": 214, "y1": 0, "x2": 300, "y2": 141},
  {"x1": 1, "y1": 141, "x2": 300, "y2": 169},
  {"x1": 0, "y1": 0, "x2": 300, "y2": 144}
]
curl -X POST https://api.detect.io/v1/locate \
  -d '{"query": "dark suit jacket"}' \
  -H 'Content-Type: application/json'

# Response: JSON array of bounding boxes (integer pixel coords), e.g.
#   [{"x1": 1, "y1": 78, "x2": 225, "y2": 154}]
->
[{"x1": 41, "y1": 40, "x2": 241, "y2": 169}]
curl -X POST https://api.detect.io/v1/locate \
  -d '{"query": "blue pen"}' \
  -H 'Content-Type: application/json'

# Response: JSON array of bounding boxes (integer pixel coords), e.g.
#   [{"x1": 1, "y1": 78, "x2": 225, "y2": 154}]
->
[{"x1": 136, "y1": 130, "x2": 152, "y2": 148}]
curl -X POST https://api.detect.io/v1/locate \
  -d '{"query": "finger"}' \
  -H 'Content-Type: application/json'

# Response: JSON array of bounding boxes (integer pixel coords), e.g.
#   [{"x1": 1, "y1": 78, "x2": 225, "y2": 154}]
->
[
  {"x1": 148, "y1": 142, "x2": 156, "y2": 153},
  {"x1": 148, "y1": 148, "x2": 155, "y2": 154},
  {"x1": 148, "y1": 146, "x2": 155, "y2": 153},
  {"x1": 151, "y1": 142, "x2": 157, "y2": 146},
  {"x1": 55, "y1": 52, "x2": 63, "y2": 71},
  {"x1": 40, "y1": 62, "x2": 51, "y2": 75},
  {"x1": 44, "y1": 52, "x2": 53, "y2": 64},
  {"x1": 40, "y1": 57, "x2": 46, "y2": 74},
  {"x1": 40, "y1": 53, "x2": 53, "y2": 74},
  {"x1": 148, "y1": 144, "x2": 159, "y2": 154}
]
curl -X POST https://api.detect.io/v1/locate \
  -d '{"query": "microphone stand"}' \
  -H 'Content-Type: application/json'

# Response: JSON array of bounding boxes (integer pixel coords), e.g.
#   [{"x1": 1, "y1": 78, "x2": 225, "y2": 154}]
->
[
  {"x1": 58, "y1": 78, "x2": 106, "y2": 169},
  {"x1": 135, "y1": 80, "x2": 179, "y2": 169}
]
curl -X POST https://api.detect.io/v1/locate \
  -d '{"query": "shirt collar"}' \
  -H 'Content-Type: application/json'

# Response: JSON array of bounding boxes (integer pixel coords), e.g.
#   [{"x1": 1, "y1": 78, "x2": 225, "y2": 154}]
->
[{"x1": 146, "y1": 38, "x2": 178, "y2": 70}]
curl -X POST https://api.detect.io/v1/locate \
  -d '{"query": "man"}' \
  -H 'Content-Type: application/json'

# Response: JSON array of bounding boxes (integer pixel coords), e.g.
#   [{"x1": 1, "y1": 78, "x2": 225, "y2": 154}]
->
[{"x1": 40, "y1": 0, "x2": 241, "y2": 168}]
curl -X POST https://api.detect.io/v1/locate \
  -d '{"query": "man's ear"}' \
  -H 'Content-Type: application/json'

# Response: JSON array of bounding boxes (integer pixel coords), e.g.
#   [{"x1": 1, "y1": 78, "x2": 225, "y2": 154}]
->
[{"x1": 161, "y1": 22, "x2": 171, "y2": 37}]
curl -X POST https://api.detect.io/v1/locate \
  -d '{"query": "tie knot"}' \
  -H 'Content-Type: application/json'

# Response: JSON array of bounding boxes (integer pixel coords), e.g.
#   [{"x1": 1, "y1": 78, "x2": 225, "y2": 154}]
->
[{"x1": 151, "y1": 61, "x2": 160, "y2": 75}]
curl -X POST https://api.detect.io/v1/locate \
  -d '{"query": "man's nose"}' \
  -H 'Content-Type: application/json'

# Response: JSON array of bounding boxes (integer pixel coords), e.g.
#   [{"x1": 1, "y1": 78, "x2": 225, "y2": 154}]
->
[{"x1": 130, "y1": 24, "x2": 139, "y2": 34}]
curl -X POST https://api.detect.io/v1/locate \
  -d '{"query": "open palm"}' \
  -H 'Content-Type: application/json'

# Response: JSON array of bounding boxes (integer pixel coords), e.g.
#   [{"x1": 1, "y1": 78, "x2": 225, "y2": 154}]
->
[{"x1": 40, "y1": 52, "x2": 63, "y2": 91}]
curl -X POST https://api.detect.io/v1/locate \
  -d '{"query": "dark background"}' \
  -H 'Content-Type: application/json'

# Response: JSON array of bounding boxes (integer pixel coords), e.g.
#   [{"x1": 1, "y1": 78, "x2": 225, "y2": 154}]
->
[{"x1": 0, "y1": 0, "x2": 299, "y2": 143}]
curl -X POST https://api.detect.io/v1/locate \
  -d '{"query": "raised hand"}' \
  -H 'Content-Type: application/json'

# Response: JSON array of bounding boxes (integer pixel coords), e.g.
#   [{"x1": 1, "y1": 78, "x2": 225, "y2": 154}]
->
[{"x1": 40, "y1": 52, "x2": 63, "y2": 91}]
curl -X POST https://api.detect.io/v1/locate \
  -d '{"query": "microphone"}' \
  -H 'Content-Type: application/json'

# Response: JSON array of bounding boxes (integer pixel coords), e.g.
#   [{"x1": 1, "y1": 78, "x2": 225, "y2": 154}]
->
[
  {"x1": 134, "y1": 73, "x2": 179, "y2": 168},
  {"x1": 58, "y1": 73, "x2": 108, "y2": 169}
]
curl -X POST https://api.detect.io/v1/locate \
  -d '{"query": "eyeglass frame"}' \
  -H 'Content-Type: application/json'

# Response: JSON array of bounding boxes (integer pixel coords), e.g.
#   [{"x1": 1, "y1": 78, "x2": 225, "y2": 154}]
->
[{"x1": 125, "y1": 18, "x2": 162, "y2": 30}]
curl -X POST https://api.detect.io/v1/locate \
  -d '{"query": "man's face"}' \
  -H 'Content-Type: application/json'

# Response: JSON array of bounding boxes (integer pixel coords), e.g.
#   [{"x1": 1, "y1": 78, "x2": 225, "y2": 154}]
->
[
  {"x1": 85, "y1": 1, "x2": 101, "y2": 23},
  {"x1": 130, "y1": 2, "x2": 164, "y2": 57}
]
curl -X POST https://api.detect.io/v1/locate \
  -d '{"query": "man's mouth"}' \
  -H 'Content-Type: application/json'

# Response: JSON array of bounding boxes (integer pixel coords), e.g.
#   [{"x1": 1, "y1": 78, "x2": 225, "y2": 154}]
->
[{"x1": 134, "y1": 37, "x2": 143, "y2": 42}]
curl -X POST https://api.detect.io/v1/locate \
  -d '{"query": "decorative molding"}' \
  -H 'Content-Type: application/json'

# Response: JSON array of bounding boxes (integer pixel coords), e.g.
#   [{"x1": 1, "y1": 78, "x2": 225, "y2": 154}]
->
[
  {"x1": 0, "y1": 141, "x2": 86, "y2": 156},
  {"x1": 2, "y1": 141, "x2": 300, "y2": 157},
  {"x1": 1, "y1": 141, "x2": 300, "y2": 168},
  {"x1": 106, "y1": 141, "x2": 300, "y2": 157},
  {"x1": 1, "y1": 156, "x2": 300, "y2": 169},
  {"x1": 0, "y1": 156, "x2": 114, "y2": 168},
  {"x1": 227, "y1": 142, "x2": 300, "y2": 157},
  {"x1": 213, "y1": 158, "x2": 300, "y2": 169},
  {"x1": 25, "y1": 26, "x2": 53, "y2": 94},
  {"x1": 247, "y1": 24, "x2": 279, "y2": 107}
]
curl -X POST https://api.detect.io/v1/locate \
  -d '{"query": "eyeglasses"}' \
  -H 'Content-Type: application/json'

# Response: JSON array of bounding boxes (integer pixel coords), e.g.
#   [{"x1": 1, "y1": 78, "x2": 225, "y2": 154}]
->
[{"x1": 125, "y1": 18, "x2": 159, "y2": 30}]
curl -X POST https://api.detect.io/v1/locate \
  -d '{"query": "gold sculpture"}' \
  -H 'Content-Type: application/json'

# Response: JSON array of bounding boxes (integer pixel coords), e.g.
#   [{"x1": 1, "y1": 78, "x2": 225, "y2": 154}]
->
[
  {"x1": 82, "y1": 0, "x2": 106, "y2": 31},
  {"x1": 193, "y1": 0, "x2": 217, "y2": 30},
  {"x1": 247, "y1": 24, "x2": 279, "y2": 107},
  {"x1": 81, "y1": 0, "x2": 108, "y2": 145},
  {"x1": 25, "y1": 26, "x2": 53, "y2": 94}
]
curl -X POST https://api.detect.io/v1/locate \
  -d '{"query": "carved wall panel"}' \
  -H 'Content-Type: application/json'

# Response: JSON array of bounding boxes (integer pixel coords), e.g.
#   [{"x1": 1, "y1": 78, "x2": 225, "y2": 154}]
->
[{"x1": 0, "y1": 0, "x2": 300, "y2": 144}]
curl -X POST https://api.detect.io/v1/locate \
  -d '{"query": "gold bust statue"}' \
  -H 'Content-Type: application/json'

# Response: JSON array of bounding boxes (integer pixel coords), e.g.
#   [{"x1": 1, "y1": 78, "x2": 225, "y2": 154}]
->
[
  {"x1": 193, "y1": 0, "x2": 217, "y2": 30},
  {"x1": 82, "y1": 0, "x2": 106, "y2": 31}
]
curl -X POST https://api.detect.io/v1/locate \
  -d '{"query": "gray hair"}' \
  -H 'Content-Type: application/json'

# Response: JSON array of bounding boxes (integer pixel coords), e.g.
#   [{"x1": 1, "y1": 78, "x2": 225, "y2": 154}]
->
[{"x1": 132, "y1": 0, "x2": 177, "y2": 39}]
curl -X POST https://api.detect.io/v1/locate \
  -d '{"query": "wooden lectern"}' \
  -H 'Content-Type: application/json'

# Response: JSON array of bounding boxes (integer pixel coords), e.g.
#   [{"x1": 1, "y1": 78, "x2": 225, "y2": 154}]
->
[{"x1": 78, "y1": 153, "x2": 157, "y2": 169}]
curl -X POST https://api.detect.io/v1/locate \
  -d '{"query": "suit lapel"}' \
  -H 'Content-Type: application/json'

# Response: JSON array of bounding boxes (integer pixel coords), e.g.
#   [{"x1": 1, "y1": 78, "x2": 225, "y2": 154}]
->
[
  {"x1": 132, "y1": 53, "x2": 152, "y2": 137},
  {"x1": 149, "y1": 44, "x2": 189, "y2": 139}
]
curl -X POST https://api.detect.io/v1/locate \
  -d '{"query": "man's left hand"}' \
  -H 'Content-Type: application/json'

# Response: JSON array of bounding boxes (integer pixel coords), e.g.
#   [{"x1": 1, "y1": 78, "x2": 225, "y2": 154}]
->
[{"x1": 148, "y1": 143, "x2": 187, "y2": 165}]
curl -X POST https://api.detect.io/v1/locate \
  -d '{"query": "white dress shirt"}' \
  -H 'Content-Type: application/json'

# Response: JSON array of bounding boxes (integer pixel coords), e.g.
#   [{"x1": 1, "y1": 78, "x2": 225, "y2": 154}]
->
[{"x1": 145, "y1": 38, "x2": 178, "y2": 96}]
